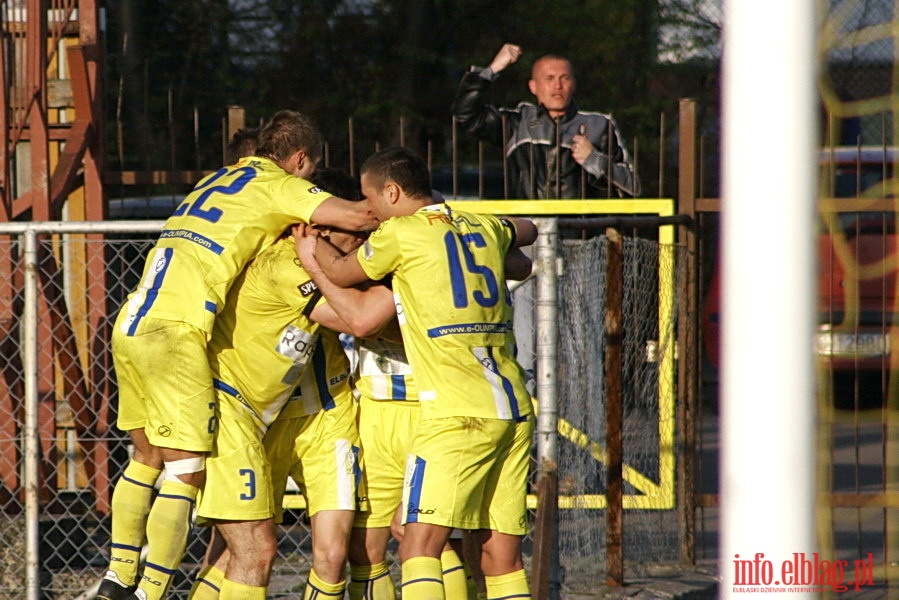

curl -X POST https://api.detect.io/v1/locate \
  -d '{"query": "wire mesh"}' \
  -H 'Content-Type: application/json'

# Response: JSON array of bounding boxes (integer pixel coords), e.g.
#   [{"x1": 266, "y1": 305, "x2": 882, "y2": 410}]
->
[
  {"x1": 553, "y1": 234, "x2": 688, "y2": 593},
  {"x1": 1, "y1": 222, "x2": 689, "y2": 598}
]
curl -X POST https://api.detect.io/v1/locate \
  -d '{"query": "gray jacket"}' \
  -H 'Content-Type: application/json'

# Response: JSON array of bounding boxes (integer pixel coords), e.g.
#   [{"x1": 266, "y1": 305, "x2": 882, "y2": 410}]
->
[{"x1": 452, "y1": 68, "x2": 640, "y2": 199}]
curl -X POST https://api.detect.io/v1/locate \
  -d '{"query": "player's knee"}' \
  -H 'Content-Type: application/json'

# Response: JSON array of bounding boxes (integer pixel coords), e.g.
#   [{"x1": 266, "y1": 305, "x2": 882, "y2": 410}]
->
[
  {"x1": 231, "y1": 534, "x2": 277, "y2": 572},
  {"x1": 312, "y1": 543, "x2": 349, "y2": 581},
  {"x1": 162, "y1": 456, "x2": 206, "y2": 486},
  {"x1": 347, "y1": 543, "x2": 372, "y2": 567}
]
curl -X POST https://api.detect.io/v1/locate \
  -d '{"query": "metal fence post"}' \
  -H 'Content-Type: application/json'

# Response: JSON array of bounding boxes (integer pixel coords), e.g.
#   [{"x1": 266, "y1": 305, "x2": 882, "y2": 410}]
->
[
  {"x1": 532, "y1": 217, "x2": 562, "y2": 599},
  {"x1": 23, "y1": 229, "x2": 40, "y2": 600}
]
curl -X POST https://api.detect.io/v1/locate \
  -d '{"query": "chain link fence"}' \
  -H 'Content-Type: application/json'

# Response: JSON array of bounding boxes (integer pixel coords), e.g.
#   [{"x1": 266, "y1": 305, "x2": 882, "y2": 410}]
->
[
  {"x1": 1, "y1": 215, "x2": 690, "y2": 598},
  {"x1": 552, "y1": 233, "x2": 688, "y2": 594}
]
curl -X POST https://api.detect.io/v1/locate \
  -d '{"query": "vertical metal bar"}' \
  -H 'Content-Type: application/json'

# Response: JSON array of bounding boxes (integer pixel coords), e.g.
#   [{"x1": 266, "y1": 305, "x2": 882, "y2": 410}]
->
[
  {"x1": 607, "y1": 121, "x2": 615, "y2": 198},
  {"x1": 501, "y1": 114, "x2": 509, "y2": 199},
  {"x1": 676, "y1": 98, "x2": 698, "y2": 565},
  {"x1": 168, "y1": 86, "x2": 175, "y2": 170},
  {"x1": 451, "y1": 116, "x2": 458, "y2": 198},
  {"x1": 348, "y1": 117, "x2": 355, "y2": 177},
  {"x1": 478, "y1": 141, "x2": 485, "y2": 199},
  {"x1": 27, "y1": 0, "x2": 50, "y2": 220},
  {"x1": 881, "y1": 110, "x2": 890, "y2": 585},
  {"x1": 604, "y1": 228, "x2": 624, "y2": 586},
  {"x1": 631, "y1": 137, "x2": 639, "y2": 197},
  {"x1": 555, "y1": 120, "x2": 561, "y2": 199},
  {"x1": 23, "y1": 229, "x2": 40, "y2": 600},
  {"x1": 659, "y1": 111, "x2": 666, "y2": 198},
  {"x1": 532, "y1": 217, "x2": 560, "y2": 599},
  {"x1": 0, "y1": 7, "x2": 10, "y2": 220},
  {"x1": 194, "y1": 106, "x2": 200, "y2": 170}
]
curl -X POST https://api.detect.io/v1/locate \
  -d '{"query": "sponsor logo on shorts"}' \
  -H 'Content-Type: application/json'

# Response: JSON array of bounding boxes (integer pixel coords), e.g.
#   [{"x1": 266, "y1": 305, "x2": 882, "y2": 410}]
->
[
  {"x1": 157, "y1": 425, "x2": 172, "y2": 437},
  {"x1": 407, "y1": 506, "x2": 436, "y2": 515},
  {"x1": 329, "y1": 370, "x2": 350, "y2": 386}
]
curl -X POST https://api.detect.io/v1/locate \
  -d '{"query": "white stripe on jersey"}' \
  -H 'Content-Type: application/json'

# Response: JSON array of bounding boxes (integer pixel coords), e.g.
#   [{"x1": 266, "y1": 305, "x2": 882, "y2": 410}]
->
[{"x1": 472, "y1": 346, "x2": 513, "y2": 420}]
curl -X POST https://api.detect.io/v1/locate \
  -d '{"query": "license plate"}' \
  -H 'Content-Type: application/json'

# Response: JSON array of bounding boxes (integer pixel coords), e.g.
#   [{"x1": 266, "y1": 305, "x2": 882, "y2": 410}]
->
[{"x1": 815, "y1": 332, "x2": 889, "y2": 357}]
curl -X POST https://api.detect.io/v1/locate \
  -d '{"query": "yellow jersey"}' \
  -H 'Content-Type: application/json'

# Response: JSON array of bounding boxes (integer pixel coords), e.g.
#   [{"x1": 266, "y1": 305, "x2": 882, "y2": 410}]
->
[
  {"x1": 207, "y1": 236, "x2": 348, "y2": 431},
  {"x1": 120, "y1": 156, "x2": 328, "y2": 337},
  {"x1": 357, "y1": 203, "x2": 531, "y2": 421},
  {"x1": 355, "y1": 337, "x2": 417, "y2": 402}
]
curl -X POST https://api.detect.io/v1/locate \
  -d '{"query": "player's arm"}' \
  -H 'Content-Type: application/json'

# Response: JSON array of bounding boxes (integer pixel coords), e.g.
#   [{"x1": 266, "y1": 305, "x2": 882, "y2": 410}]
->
[
  {"x1": 505, "y1": 247, "x2": 532, "y2": 281},
  {"x1": 294, "y1": 223, "x2": 371, "y2": 288},
  {"x1": 295, "y1": 224, "x2": 394, "y2": 336},
  {"x1": 306, "y1": 284, "x2": 395, "y2": 339},
  {"x1": 305, "y1": 265, "x2": 396, "y2": 338},
  {"x1": 504, "y1": 216, "x2": 538, "y2": 248},
  {"x1": 309, "y1": 196, "x2": 379, "y2": 232}
]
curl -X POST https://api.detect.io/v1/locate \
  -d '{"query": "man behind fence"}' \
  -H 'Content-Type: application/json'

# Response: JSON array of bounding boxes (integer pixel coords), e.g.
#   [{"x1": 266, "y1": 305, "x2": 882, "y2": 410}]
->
[
  {"x1": 296, "y1": 147, "x2": 537, "y2": 600},
  {"x1": 97, "y1": 111, "x2": 377, "y2": 600}
]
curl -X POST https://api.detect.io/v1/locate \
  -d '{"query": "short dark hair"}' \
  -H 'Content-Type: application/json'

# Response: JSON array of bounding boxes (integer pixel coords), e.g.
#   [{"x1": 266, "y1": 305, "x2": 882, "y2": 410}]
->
[
  {"x1": 360, "y1": 147, "x2": 432, "y2": 199},
  {"x1": 224, "y1": 126, "x2": 260, "y2": 165},
  {"x1": 310, "y1": 167, "x2": 363, "y2": 201},
  {"x1": 531, "y1": 54, "x2": 575, "y2": 79},
  {"x1": 256, "y1": 110, "x2": 323, "y2": 163}
]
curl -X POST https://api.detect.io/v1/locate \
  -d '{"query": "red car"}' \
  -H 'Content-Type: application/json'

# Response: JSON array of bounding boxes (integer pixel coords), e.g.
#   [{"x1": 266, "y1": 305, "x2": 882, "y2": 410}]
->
[{"x1": 702, "y1": 146, "x2": 897, "y2": 408}]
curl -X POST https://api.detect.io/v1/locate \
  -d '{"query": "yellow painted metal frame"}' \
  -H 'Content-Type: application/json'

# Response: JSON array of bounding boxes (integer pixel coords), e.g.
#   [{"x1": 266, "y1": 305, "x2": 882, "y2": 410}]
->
[{"x1": 283, "y1": 198, "x2": 678, "y2": 513}]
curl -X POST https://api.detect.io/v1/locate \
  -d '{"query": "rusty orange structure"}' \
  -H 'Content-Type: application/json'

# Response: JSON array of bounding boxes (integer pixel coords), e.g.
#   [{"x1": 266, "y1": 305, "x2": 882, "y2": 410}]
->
[{"x1": 0, "y1": 1, "x2": 113, "y2": 512}]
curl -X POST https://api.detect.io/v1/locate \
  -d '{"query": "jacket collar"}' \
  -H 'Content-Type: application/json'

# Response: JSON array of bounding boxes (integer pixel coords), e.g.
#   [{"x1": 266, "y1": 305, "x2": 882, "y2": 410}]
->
[{"x1": 536, "y1": 100, "x2": 579, "y2": 123}]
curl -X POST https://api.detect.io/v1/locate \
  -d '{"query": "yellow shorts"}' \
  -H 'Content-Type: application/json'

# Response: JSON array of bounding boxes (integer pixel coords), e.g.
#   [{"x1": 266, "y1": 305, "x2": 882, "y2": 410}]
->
[
  {"x1": 112, "y1": 314, "x2": 215, "y2": 452},
  {"x1": 402, "y1": 415, "x2": 534, "y2": 535},
  {"x1": 196, "y1": 389, "x2": 276, "y2": 522},
  {"x1": 268, "y1": 397, "x2": 364, "y2": 521},
  {"x1": 354, "y1": 398, "x2": 419, "y2": 529}
]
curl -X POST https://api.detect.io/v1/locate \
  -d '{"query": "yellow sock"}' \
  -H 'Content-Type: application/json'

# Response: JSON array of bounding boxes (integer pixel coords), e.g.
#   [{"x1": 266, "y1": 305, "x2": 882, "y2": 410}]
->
[
  {"x1": 189, "y1": 565, "x2": 225, "y2": 599},
  {"x1": 219, "y1": 578, "x2": 266, "y2": 599},
  {"x1": 303, "y1": 568, "x2": 346, "y2": 599},
  {"x1": 440, "y1": 548, "x2": 468, "y2": 600},
  {"x1": 348, "y1": 561, "x2": 395, "y2": 600},
  {"x1": 401, "y1": 556, "x2": 444, "y2": 600},
  {"x1": 484, "y1": 569, "x2": 530, "y2": 600},
  {"x1": 108, "y1": 460, "x2": 161, "y2": 586},
  {"x1": 136, "y1": 479, "x2": 199, "y2": 600}
]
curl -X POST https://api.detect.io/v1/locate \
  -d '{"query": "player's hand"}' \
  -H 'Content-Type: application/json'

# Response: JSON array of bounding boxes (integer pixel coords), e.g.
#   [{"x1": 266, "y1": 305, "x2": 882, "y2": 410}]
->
[
  {"x1": 489, "y1": 43, "x2": 522, "y2": 74},
  {"x1": 293, "y1": 223, "x2": 321, "y2": 270},
  {"x1": 571, "y1": 133, "x2": 595, "y2": 165}
]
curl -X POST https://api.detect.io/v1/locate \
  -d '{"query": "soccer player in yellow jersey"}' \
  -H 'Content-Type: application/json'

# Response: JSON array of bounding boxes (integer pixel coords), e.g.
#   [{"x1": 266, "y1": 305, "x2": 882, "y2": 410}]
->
[
  {"x1": 99, "y1": 112, "x2": 378, "y2": 600},
  {"x1": 301, "y1": 248, "x2": 532, "y2": 600},
  {"x1": 184, "y1": 168, "x2": 394, "y2": 600},
  {"x1": 297, "y1": 147, "x2": 538, "y2": 600}
]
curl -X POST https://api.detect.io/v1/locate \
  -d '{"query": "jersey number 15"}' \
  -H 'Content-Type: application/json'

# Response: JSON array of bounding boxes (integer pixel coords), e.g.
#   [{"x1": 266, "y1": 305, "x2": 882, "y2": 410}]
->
[{"x1": 444, "y1": 231, "x2": 501, "y2": 309}]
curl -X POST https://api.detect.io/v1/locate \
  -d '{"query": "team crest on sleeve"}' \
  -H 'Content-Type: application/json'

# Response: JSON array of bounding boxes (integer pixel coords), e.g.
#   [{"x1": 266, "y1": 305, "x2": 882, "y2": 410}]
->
[
  {"x1": 363, "y1": 239, "x2": 374, "y2": 260},
  {"x1": 307, "y1": 185, "x2": 323, "y2": 194}
]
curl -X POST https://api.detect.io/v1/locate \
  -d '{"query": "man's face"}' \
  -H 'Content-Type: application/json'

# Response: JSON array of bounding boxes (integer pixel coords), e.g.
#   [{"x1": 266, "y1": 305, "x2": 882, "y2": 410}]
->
[
  {"x1": 528, "y1": 58, "x2": 576, "y2": 115},
  {"x1": 360, "y1": 172, "x2": 391, "y2": 221}
]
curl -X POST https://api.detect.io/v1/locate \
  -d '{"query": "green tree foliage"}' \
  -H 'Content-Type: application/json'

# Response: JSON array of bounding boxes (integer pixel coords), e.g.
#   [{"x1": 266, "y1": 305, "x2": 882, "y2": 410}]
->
[{"x1": 104, "y1": 0, "x2": 721, "y2": 196}]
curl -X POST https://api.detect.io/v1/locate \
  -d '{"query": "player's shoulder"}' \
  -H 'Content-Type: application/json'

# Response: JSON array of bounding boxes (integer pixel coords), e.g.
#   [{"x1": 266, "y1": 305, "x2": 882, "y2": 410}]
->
[{"x1": 248, "y1": 236, "x2": 300, "y2": 277}]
